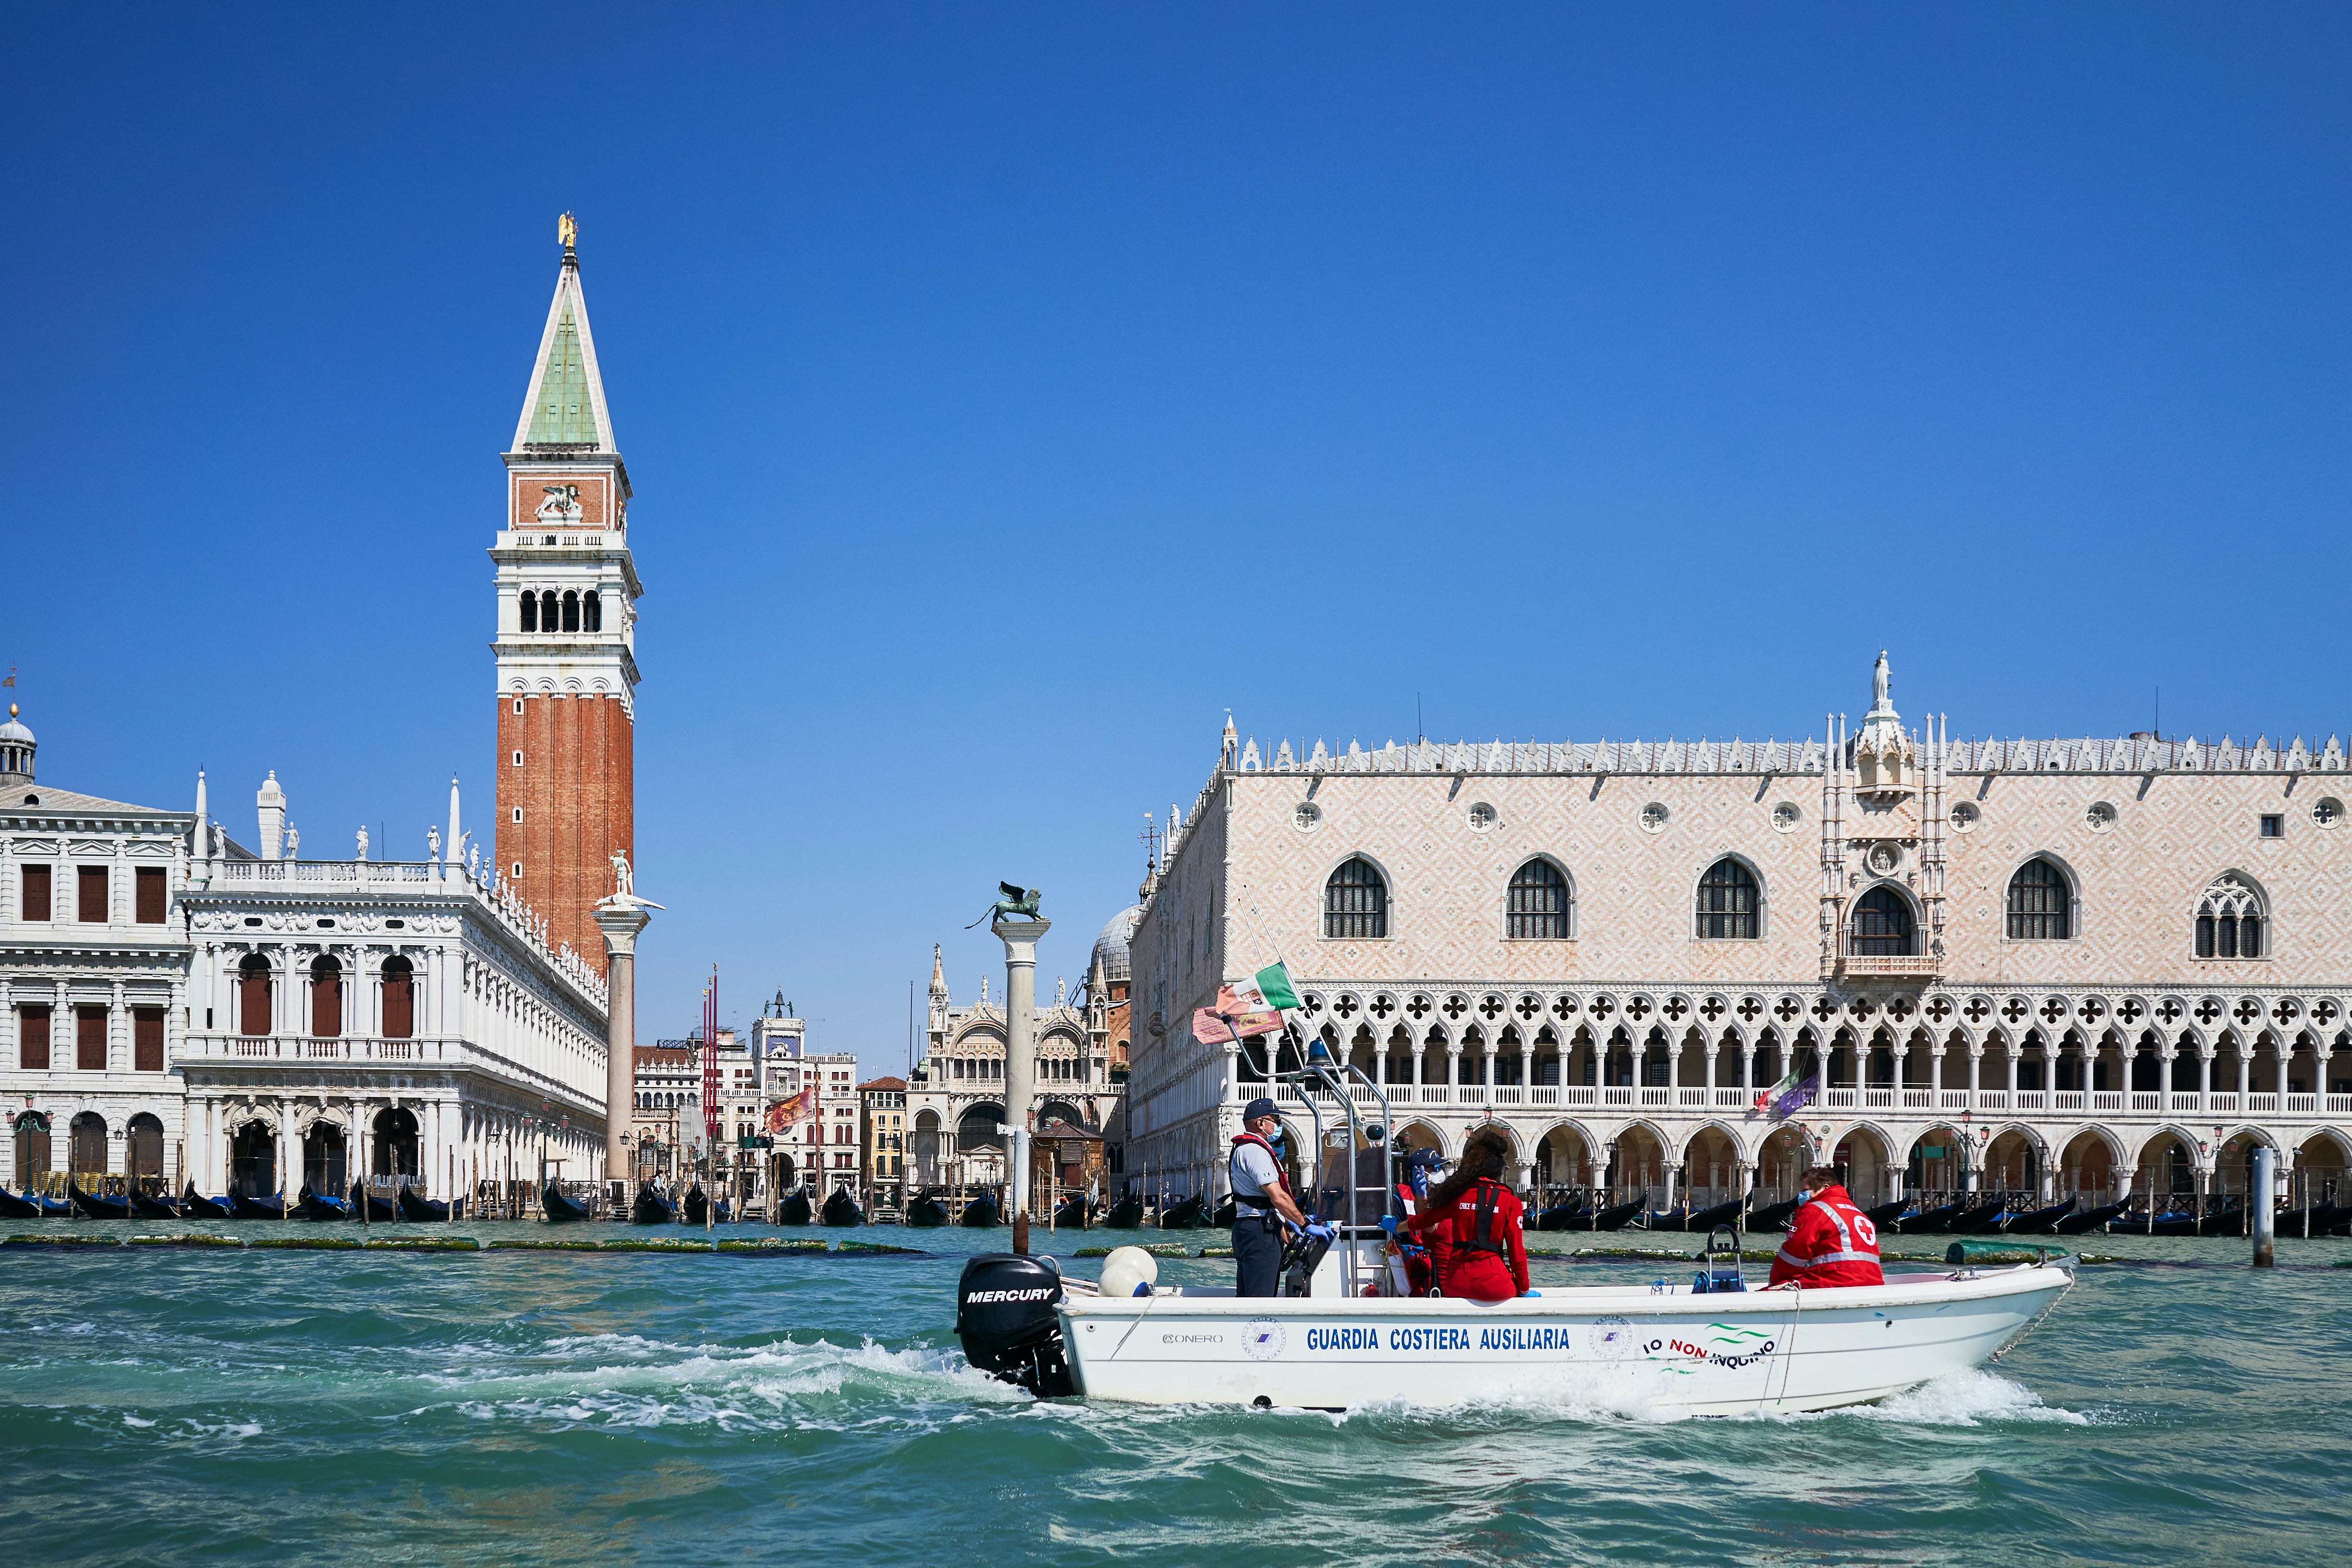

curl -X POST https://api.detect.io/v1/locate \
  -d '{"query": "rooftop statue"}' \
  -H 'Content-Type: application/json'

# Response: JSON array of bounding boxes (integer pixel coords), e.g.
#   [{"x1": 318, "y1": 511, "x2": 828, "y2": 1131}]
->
[
  {"x1": 558, "y1": 212, "x2": 577, "y2": 250},
  {"x1": 1872, "y1": 649, "x2": 1892, "y2": 711}
]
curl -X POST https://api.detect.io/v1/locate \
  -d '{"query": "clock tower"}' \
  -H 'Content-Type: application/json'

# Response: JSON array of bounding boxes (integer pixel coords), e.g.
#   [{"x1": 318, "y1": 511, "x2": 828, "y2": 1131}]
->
[{"x1": 491, "y1": 216, "x2": 642, "y2": 973}]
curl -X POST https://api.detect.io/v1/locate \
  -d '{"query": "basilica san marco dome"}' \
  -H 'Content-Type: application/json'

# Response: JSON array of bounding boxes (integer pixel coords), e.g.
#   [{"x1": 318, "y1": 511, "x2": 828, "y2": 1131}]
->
[{"x1": 1091, "y1": 904, "x2": 1142, "y2": 984}]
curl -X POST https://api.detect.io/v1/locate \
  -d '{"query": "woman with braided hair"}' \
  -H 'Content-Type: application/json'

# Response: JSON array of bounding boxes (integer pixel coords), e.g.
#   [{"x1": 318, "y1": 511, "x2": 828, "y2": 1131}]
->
[{"x1": 1403, "y1": 1126, "x2": 1529, "y2": 1301}]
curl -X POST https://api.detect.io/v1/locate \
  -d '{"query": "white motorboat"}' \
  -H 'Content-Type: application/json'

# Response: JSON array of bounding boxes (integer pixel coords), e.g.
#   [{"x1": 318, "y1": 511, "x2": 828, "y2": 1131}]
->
[{"x1": 955, "y1": 1242, "x2": 2073, "y2": 1415}]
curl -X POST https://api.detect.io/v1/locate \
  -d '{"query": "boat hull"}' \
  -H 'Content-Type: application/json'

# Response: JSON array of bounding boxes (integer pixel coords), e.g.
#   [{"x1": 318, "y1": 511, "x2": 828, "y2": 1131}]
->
[{"x1": 1055, "y1": 1265, "x2": 2071, "y2": 1414}]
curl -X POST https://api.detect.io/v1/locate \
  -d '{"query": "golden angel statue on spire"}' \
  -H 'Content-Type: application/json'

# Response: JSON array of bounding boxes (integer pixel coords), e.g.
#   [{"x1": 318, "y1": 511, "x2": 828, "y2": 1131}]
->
[{"x1": 558, "y1": 212, "x2": 578, "y2": 250}]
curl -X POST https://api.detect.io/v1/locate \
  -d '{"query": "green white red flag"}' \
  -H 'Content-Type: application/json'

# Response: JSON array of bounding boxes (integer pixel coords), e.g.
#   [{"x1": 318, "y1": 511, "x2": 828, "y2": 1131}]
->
[{"x1": 1189, "y1": 960, "x2": 1304, "y2": 1043}]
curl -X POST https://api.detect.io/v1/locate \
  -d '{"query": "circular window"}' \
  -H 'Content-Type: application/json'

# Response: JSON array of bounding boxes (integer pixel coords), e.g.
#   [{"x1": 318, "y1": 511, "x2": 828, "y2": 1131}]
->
[
  {"x1": 1467, "y1": 803, "x2": 1496, "y2": 832},
  {"x1": 1639, "y1": 803, "x2": 1669, "y2": 834},
  {"x1": 1950, "y1": 802, "x2": 1980, "y2": 833},
  {"x1": 1867, "y1": 843, "x2": 1901, "y2": 875},
  {"x1": 2086, "y1": 802, "x2": 2117, "y2": 833},
  {"x1": 2315, "y1": 798, "x2": 2344, "y2": 829},
  {"x1": 1771, "y1": 802, "x2": 1801, "y2": 833},
  {"x1": 1293, "y1": 802, "x2": 1321, "y2": 833}
]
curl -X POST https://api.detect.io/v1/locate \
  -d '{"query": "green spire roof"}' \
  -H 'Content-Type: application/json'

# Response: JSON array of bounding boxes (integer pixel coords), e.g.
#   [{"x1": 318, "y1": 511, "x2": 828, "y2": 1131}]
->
[{"x1": 512, "y1": 260, "x2": 616, "y2": 453}]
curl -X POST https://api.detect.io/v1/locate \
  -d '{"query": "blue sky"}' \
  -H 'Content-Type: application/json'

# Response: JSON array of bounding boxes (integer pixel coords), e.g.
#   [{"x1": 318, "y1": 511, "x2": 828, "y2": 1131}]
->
[{"x1": 4, "y1": 7, "x2": 2347, "y2": 1065}]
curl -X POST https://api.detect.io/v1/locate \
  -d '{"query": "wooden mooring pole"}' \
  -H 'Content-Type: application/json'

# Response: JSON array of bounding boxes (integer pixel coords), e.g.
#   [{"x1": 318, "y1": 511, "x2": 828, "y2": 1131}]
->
[{"x1": 2252, "y1": 1145, "x2": 2276, "y2": 1269}]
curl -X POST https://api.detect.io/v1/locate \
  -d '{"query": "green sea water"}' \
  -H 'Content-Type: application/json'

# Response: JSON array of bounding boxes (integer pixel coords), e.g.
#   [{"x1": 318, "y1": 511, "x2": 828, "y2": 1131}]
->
[{"x1": 0, "y1": 1220, "x2": 2346, "y2": 1566}]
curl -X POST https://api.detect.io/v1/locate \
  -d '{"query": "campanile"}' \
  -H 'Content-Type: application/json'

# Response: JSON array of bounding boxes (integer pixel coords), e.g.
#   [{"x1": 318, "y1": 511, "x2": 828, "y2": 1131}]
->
[{"x1": 491, "y1": 215, "x2": 641, "y2": 973}]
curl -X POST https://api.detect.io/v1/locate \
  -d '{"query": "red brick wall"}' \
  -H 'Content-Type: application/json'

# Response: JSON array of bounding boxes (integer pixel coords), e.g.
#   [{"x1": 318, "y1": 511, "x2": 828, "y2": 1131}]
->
[{"x1": 495, "y1": 693, "x2": 635, "y2": 974}]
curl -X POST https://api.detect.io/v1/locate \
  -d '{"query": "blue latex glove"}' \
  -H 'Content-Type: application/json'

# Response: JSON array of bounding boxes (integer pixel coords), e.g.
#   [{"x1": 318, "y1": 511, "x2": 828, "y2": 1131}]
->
[
  {"x1": 1519, "y1": 1290, "x2": 1540, "y2": 1298},
  {"x1": 1304, "y1": 1222, "x2": 1336, "y2": 1243},
  {"x1": 1378, "y1": 1215, "x2": 1401, "y2": 1237}
]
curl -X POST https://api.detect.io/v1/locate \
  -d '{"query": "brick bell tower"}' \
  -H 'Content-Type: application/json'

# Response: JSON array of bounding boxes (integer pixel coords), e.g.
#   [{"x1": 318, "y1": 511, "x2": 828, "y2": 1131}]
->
[{"x1": 492, "y1": 214, "x2": 641, "y2": 974}]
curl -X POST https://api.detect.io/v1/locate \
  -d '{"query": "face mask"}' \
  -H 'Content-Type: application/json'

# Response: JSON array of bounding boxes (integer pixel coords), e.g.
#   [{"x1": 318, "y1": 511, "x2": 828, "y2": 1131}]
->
[{"x1": 1796, "y1": 1189, "x2": 1813, "y2": 1205}]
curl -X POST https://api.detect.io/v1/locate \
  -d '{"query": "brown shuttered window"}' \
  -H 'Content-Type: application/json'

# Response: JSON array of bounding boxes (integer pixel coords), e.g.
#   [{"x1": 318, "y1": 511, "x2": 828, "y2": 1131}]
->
[
  {"x1": 78, "y1": 866, "x2": 108, "y2": 923},
  {"x1": 18, "y1": 1007, "x2": 50, "y2": 1069},
  {"x1": 77, "y1": 1006, "x2": 107, "y2": 1070},
  {"x1": 239, "y1": 960, "x2": 271, "y2": 1036},
  {"x1": 382, "y1": 957, "x2": 414, "y2": 1039},
  {"x1": 134, "y1": 1008, "x2": 165, "y2": 1072},
  {"x1": 310, "y1": 959, "x2": 342, "y2": 1037},
  {"x1": 135, "y1": 867, "x2": 167, "y2": 924},
  {"x1": 21, "y1": 864, "x2": 50, "y2": 921}
]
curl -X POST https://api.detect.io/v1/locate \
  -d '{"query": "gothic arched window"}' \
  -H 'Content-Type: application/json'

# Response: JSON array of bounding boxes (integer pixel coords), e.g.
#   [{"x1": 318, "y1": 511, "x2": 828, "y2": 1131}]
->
[
  {"x1": 519, "y1": 592, "x2": 538, "y2": 632},
  {"x1": 1506, "y1": 858, "x2": 1570, "y2": 939},
  {"x1": 2005, "y1": 858, "x2": 2070, "y2": 940},
  {"x1": 583, "y1": 591, "x2": 601, "y2": 631},
  {"x1": 539, "y1": 591, "x2": 559, "y2": 632},
  {"x1": 2194, "y1": 872, "x2": 2265, "y2": 959},
  {"x1": 561, "y1": 591, "x2": 580, "y2": 632},
  {"x1": 1694, "y1": 858, "x2": 1759, "y2": 940},
  {"x1": 1849, "y1": 885, "x2": 1915, "y2": 956},
  {"x1": 1324, "y1": 857, "x2": 1388, "y2": 939}
]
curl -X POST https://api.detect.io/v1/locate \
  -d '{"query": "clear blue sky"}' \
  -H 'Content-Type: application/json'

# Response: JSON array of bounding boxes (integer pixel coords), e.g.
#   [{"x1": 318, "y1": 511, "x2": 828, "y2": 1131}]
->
[{"x1": 5, "y1": 7, "x2": 2347, "y2": 1065}]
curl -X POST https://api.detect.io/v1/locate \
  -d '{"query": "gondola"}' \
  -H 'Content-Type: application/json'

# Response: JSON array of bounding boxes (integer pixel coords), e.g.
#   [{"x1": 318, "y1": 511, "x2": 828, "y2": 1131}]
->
[
  {"x1": 1639, "y1": 1206, "x2": 1690, "y2": 1232},
  {"x1": 32, "y1": 1191, "x2": 71, "y2": 1217},
  {"x1": 181, "y1": 1183, "x2": 230, "y2": 1220},
  {"x1": 776, "y1": 1189, "x2": 814, "y2": 1226},
  {"x1": 349, "y1": 1182, "x2": 397, "y2": 1222},
  {"x1": 2276, "y1": 1202, "x2": 2346, "y2": 1237},
  {"x1": 228, "y1": 1191, "x2": 285, "y2": 1220},
  {"x1": 1747, "y1": 1196, "x2": 1800, "y2": 1232},
  {"x1": 131, "y1": 1192, "x2": 184, "y2": 1219},
  {"x1": 2001, "y1": 1200, "x2": 2078, "y2": 1235},
  {"x1": 682, "y1": 1185, "x2": 709, "y2": 1226},
  {"x1": 956, "y1": 1191, "x2": 1000, "y2": 1228},
  {"x1": 1210, "y1": 1195, "x2": 1237, "y2": 1229},
  {"x1": 295, "y1": 1185, "x2": 351, "y2": 1221},
  {"x1": 2137, "y1": 1210, "x2": 2200, "y2": 1237},
  {"x1": 397, "y1": 1186, "x2": 449, "y2": 1222},
  {"x1": 2054, "y1": 1201, "x2": 2127, "y2": 1235},
  {"x1": 1685, "y1": 1197, "x2": 1746, "y2": 1232},
  {"x1": 68, "y1": 1183, "x2": 132, "y2": 1220},
  {"x1": 1052, "y1": 1194, "x2": 1094, "y2": 1230},
  {"x1": 630, "y1": 1184, "x2": 676, "y2": 1225},
  {"x1": 2198, "y1": 1203, "x2": 2246, "y2": 1238},
  {"x1": 1535, "y1": 1200, "x2": 1592, "y2": 1231},
  {"x1": 1949, "y1": 1200, "x2": 2011, "y2": 1235},
  {"x1": 540, "y1": 1181, "x2": 596, "y2": 1223},
  {"x1": 0, "y1": 1187, "x2": 42, "y2": 1218},
  {"x1": 1101, "y1": 1194, "x2": 1145, "y2": 1229},
  {"x1": 1588, "y1": 1198, "x2": 1645, "y2": 1231},
  {"x1": 1864, "y1": 1199, "x2": 1914, "y2": 1227},
  {"x1": 905, "y1": 1189, "x2": 951, "y2": 1227},
  {"x1": 1896, "y1": 1202, "x2": 1964, "y2": 1235},
  {"x1": 822, "y1": 1187, "x2": 864, "y2": 1227},
  {"x1": 1157, "y1": 1193, "x2": 1207, "y2": 1229}
]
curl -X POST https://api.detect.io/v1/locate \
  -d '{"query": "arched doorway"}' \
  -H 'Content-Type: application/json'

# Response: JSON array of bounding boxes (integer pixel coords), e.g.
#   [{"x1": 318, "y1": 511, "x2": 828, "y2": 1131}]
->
[
  {"x1": 1684, "y1": 1126, "x2": 1743, "y2": 1209},
  {"x1": 373, "y1": 1107, "x2": 420, "y2": 1179},
  {"x1": 1535, "y1": 1125, "x2": 1592, "y2": 1199},
  {"x1": 2057, "y1": 1129, "x2": 2115, "y2": 1205},
  {"x1": 1984, "y1": 1129, "x2": 2040, "y2": 1198},
  {"x1": 1830, "y1": 1126, "x2": 1890, "y2": 1206},
  {"x1": 126, "y1": 1113, "x2": 165, "y2": 1187},
  {"x1": 13, "y1": 1112, "x2": 51, "y2": 1190},
  {"x1": 911, "y1": 1111, "x2": 942, "y2": 1186},
  {"x1": 1613, "y1": 1125, "x2": 1667, "y2": 1207},
  {"x1": 1906, "y1": 1124, "x2": 1968, "y2": 1202},
  {"x1": 238, "y1": 954, "x2": 272, "y2": 1035},
  {"x1": 303, "y1": 1122, "x2": 347, "y2": 1195},
  {"x1": 230, "y1": 1121, "x2": 276, "y2": 1197},
  {"x1": 1757, "y1": 1125, "x2": 1812, "y2": 1200},
  {"x1": 956, "y1": 1104, "x2": 1006, "y2": 1152},
  {"x1": 68, "y1": 1112, "x2": 108, "y2": 1179},
  {"x1": 2213, "y1": 1131, "x2": 2274, "y2": 1203}
]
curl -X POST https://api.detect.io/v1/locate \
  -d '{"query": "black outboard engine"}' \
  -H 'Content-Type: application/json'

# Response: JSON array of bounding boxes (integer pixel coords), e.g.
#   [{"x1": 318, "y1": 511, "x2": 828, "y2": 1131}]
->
[
  {"x1": 955, "y1": 1253, "x2": 1077, "y2": 1398},
  {"x1": 1281, "y1": 1226, "x2": 1334, "y2": 1297}
]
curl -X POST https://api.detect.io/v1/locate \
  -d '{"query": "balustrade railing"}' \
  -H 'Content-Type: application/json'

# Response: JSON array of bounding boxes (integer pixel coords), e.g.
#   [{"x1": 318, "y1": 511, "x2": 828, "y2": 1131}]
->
[
  {"x1": 1823, "y1": 1088, "x2": 1855, "y2": 1109},
  {"x1": 2250, "y1": 1093, "x2": 2279, "y2": 1113}
]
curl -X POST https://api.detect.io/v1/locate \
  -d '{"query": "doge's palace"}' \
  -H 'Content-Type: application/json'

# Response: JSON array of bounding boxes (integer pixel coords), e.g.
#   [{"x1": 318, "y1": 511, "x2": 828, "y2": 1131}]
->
[{"x1": 1124, "y1": 655, "x2": 2352, "y2": 1221}]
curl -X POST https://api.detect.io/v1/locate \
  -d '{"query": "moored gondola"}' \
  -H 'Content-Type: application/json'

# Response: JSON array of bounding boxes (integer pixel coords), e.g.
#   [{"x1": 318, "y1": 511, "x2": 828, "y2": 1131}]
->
[
  {"x1": 397, "y1": 1186, "x2": 449, "y2": 1222},
  {"x1": 540, "y1": 1181, "x2": 595, "y2": 1223},
  {"x1": 1864, "y1": 1199, "x2": 1913, "y2": 1227},
  {"x1": 68, "y1": 1182, "x2": 132, "y2": 1220},
  {"x1": 2276, "y1": 1202, "x2": 2345, "y2": 1236},
  {"x1": 1896, "y1": 1202, "x2": 1964, "y2": 1235},
  {"x1": 2001, "y1": 1200, "x2": 2077, "y2": 1235},
  {"x1": 32, "y1": 1191, "x2": 72, "y2": 1217},
  {"x1": 1052, "y1": 1194, "x2": 1093, "y2": 1230},
  {"x1": 1535, "y1": 1200, "x2": 1590, "y2": 1231},
  {"x1": 905, "y1": 1189, "x2": 951, "y2": 1227},
  {"x1": 776, "y1": 1188, "x2": 814, "y2": 1226},
  {"x1": 130, "y1": 1192, "x2": 184, "y2": 1219},
  {"x1": 349, "y1": 1182, "x2": 397, "y2": 1221},
  {"x1": 822, "y1": 1186, "x2": 864, "y2": 1227},
  {"x1": 630, "y1": 1183, "x2": 676, "y2": 1225},
  {"x1": 2054, "y1": 1201, "x2": 2127, "y2": 1235},
  {"x1": 1950, "y1": 1200, "x2": 2011, "y2": 1235},
  {"x1": 956, "y1": 1191, "x2": 1000, "y2": 1228},
  {"x1": 682, "y1": 1185, "x2": 709, "y2": 1226},
  {"x1": 1589, "y1": 1198, "x2": 1644, "y2": 1231},
  {"x1": 181, "y1": 1183, "x2": 230, "y2": 1220},
  {"x1": 1102, "y1": 1194, "x2": 1145, "y2": 1228},
  {"x1": 1639, "y1": 1206, "x2": 1690, "y2": 1232},
  {"x1": 1748, "y1": 1196, "x2": 1800, "y2": 1231},
  {"x1": 1157, "y1": 1193, "x2": 1206, "y2": 1229},
  {"x1": 0, "y1": 1187, "x2": 42, "y2": 1218},
  {"x1": 1685, "y1": 1197, "x2": 1746, "y2": 1232},
  {"x1": 229, "y1": 1191, "x2": 285, "y2": 1220},
  {"x1": 2198, "y1": 1202, "x2": 2246, "y2": 1238},
  {"x1": 1210, "y1": 1195, "x2": 1237, "y2": 1229},
  {"x1": 2138, "y1": 1209, "x2": 2200, "y2": 1237},
  {"x1": 295, "y1": 1185, "x2": 351, "y2": 1221}
]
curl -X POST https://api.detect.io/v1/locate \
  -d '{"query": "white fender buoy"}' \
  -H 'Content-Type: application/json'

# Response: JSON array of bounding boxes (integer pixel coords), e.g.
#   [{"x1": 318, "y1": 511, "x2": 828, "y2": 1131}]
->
[{"x1": 1097, "y1": 1245, "x2": 1160, "y2": 1299}]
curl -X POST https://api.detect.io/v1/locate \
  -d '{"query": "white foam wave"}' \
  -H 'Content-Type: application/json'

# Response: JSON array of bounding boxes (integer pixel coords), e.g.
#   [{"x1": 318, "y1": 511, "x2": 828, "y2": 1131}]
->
[{"x1": 1791, "y1": 1368, "x2": 2090, "y2": 1427}]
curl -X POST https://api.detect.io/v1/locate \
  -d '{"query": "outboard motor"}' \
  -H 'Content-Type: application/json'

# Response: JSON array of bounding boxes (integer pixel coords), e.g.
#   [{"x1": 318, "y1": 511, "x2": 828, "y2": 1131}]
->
[
  {"x1": 1281, "y1": 1226, "x2": 1334, "y2": 1297},
  {"x1": 955, "y1": 1253, "x2": 1077, "y2": 1397}
]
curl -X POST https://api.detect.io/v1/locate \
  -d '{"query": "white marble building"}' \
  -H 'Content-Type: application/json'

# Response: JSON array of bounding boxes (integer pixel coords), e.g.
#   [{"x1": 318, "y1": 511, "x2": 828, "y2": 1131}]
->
[
  {"x1": 1126, "y1": 656, "x2": 2352, "y2": 1219},
  {"x1": 1, "y1": 710, "x2": 197, "y2": 1192}
]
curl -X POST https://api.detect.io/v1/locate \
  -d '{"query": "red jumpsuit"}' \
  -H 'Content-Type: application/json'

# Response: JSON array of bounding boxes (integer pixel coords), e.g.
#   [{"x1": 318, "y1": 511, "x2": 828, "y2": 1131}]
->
[
  {"x1": 1767, "y1": 1184, "x2": 1885, "y2": 1287},
  {"x1": 1408, "y1": 1178, "x2": 1530, "y2": 1301}
]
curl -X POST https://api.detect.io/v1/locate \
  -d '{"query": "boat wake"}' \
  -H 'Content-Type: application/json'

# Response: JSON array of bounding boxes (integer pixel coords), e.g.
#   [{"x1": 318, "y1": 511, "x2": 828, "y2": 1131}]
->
[{"x1": 1772, "y1": 1368, "x2": 2093, "y2": 1428}]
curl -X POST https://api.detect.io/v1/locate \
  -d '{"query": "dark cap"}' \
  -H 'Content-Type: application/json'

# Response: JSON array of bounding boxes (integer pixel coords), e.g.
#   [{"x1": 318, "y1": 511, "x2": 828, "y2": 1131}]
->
[
  {"x1": 1404, "y1": 1148, "x2": 1445, "y2": 1170},
  {"x1": 1242, "y1": 1097, "x2": 1278, "y2": 1124}
]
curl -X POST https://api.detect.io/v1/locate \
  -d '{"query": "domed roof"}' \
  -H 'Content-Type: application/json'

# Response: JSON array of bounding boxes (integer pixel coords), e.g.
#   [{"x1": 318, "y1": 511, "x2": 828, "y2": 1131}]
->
[
  {"x1": 1091, "y1": 904, "x2": 1142, "y2": 983},
  {"x1": 0, "y1": 704, "x2": 31, "y2": 747}
]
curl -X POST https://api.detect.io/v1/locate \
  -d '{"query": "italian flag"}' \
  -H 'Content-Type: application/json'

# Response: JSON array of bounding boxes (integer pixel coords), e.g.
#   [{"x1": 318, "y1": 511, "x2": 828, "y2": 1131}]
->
[
  {"x1": 1233, "y1": 960, "x2": 1302, "y2": 1015},
  {"x1": 1189, "y1": 961, "x2": 1305, "y2": 1044}
]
